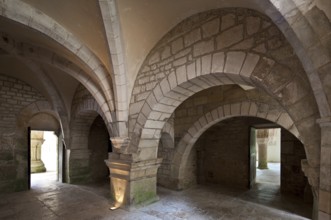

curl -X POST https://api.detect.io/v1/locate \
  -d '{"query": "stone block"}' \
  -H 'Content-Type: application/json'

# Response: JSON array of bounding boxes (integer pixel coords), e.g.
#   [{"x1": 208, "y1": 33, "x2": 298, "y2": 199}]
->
[
  {"x1": 173, "y1": 57, "x2": 187, "y2": 67},
  {"x1": 241, "y1": 101, "x2": 250, "y2": 115},
  {"x1": 202, "y1": 18, "x2": 220, "y2": 38},
  {"x1": 168, "y1": 71, "x2": 178, "y2": 89},
  {"x1": 319, "y1": 190, "x2": 331, "y2": 215},
  {"x1": 205, "y1": 112, "x2": 213, "y2": 123},
  {"x1": 184, "y1": 28, "x2": 201, "y2": 47},
  {"x1": 196, "y1": 57, "x2": 201, "y2": 76},
  {"x1": 240, "y1": 53, "x2": 260, "y2": 80},
  {"x1": 224, "y1": 51, "x2": 246, "y2": 74},
  {"x1": 141, "y1": 128, "x2": 156, "y2": 139},
  {"x1": 211, "y1": 109, "x2": 219, "y2": 120},
  {"x1": 161, "y1": 46, "x2": 171, "y2": 60},
  {"x1": 149, "y1": 52, "x2": 160, "y2": 65},
  {"x1": 160, "y1": 79, "x2": 171, "y2": 94},
  {"x1": 249, "y1": 102, "x2": 258, "y2": 116},
  {"x1": 231, "y1": 103, "x2": 241, "y2": 115},
  {"x1": 223, "y1": 104, "x2": 231, "y2": 116},
  {"x1": 146, "y1": 93, "x2": 157, "y2": 109},
  {"x1": 246, "y1": 16, "x2": 261, "y2": 35},
  {"x1": 171, "y1": 38, "x2": 184, "y2": 54},
  {"x1": 216, "y1": 25, "x2": 243, "y2": 49},
  {"x1": 201, "y1": 54, "x2": 212, "y2": 75},
  {"x1": 278, "y1": 76, "x2": 308, "y2": 105},
  {"x1": 221, "y1": 13, "x2": 236, "y2": 31},
  {"x1": 251, "y1": 57, "x2": 275, "y2": 81},
  {"x1": 154, "y1": 103, "x2": 175, "y2": 114},
  {"x1": 263, "y1": 64, "x2": 293, "y2": 93},
  {"x1": 193, "y1": 39, "x2": 214, "y2": 57},
  {"x1": 277, "y1": 113, "x2": 293, "y2": 130},
  {"x1": 231, "y1": 38, "x2": 255, "y2": 50},
  {"x1": 305, "y1": 6, "x2": 331, "y2": 40},
  {"x1": 153, "y1": 85, "x2": 163, "y2": 102},
  {"x1": 175, "y1": 48, "x2": 191, "y2": 59},
  {"x1": 291, "y1": 15, "x2": 318, "y2": 49},
  {"x1": 198, "y1": 116, "x2": 208, "y2": 128},
  {"x1": 176, "y1": 65, "x2": 187, "y2": 84},
  {"x1": 211, "y1": 52, "x2": 225, "y2": 73},
  {"x1": 186, "y1": 62, "x2": 196, "y2": 80}
]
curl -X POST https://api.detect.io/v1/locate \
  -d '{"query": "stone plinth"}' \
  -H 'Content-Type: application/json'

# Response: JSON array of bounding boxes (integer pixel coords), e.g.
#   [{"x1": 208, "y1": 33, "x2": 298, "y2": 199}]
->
[
  {"x1": 30, "y1": 131, "x2": 46, "y2": 173},
  {"x1": 105, "y1": 152, "x2": 162, "y2": 210}
]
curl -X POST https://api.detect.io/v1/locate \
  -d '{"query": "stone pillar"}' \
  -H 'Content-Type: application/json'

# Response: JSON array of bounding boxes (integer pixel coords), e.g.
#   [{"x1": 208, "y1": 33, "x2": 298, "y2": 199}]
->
[
  {"x1": 257, "y1": 129, "x2": 269, "y2": 169},
  {"x1": 317, "y1": 117, "x2": 331, "y2": 220},
  {"x1": 30, "y1": 131, "x2": 46, "y2": 173},
  {"x1": 105, "y1": 137, "x2": 162, "y2": 210},
  {"x1": 302, "y1": 159, "x2": 319, "y2": 220}
]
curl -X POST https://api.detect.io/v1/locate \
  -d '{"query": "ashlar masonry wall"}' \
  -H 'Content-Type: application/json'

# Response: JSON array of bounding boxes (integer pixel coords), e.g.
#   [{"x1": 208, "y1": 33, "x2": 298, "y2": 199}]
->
[
  {"x1": 0, "y1": 74, "x2": 47, "y2": 192},
  {"x1": 157, "y1": 85, "x2": 289, "y2": 189}
]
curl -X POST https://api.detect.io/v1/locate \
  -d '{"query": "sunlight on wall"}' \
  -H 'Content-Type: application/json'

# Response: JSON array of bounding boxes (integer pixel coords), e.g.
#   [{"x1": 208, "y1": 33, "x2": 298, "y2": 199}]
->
[
  {"x1": 267, "y1": 128, "x2": 281, "y2": 162},
  {"x1": 41, "y1": 131, "x2": 58, "y2": 172}
]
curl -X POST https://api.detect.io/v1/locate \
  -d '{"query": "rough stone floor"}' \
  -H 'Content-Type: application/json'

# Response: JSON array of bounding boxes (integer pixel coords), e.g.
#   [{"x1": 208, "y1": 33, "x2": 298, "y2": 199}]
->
[{"x1": 0, "y1": 170, "x2": 312, "y2": 220}]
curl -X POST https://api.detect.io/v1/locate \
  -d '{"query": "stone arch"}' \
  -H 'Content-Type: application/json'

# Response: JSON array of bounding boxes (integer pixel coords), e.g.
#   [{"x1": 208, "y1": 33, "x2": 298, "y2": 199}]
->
[
  {"x1": 16, "y1": 101, "x2": 62, "y2": 134},
  {"x1": 0, "y1": 32, "x2": 116, "y2": 131},
  {"x1": 129, "y1": 9, "x2": 320, "y2": 177},
  {"x1": 264, "y1": 0, "x2": 331, "y2": 117},
  {"x1": 68, "y1": 108, "x2": 111, "y2": 183},
  {"x1": 99, "y1": 0, "x2": 129, "y2": 137},
  {"x1": 171, "y1": 101, "x2": 297, "y2": 189},
  {"x1": 0, "y1": 0, "x2": 113, "y2": 94},
  {"x1": 67, "y1": 84, "x2": 113, "y2": 183},
  {"x1": 0, "y1": 2, "x2": 118, "y2": 133}
]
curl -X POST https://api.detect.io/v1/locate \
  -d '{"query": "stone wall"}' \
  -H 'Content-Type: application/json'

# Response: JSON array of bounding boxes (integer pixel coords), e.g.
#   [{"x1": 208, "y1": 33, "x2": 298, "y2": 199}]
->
[
  {"x1": 68, "y1": 84, "x2": 109, "y2": 184},
  {"x1": 129, "y1": 8, "x2": 319, "y2": 164},
  {"x1": 88, "y1": 116, "x2": 110, "y2": 182},
  {"x1": 0, "y1": 74, "x2": 47, "y2": 192},
  {"x1": 196, "y1": 117, "x2": 252, "y2": 188},
  {"x1": 157, "y1": 85, "x2": 290, "y2": 188},
  {"x1": 281, "y1": 129, "x2": 308, "y2": 197}
]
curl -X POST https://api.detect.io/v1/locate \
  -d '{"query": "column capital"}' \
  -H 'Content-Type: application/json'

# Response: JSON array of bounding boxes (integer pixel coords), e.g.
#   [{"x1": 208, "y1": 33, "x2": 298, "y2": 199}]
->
[{"x1": 110, "y1": 137, "x2": 130, "y2": 154}]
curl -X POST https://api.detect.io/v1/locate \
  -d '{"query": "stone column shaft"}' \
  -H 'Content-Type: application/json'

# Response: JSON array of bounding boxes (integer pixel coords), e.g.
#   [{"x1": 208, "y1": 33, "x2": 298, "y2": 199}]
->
[
  {"x1": 258, "y1": 143, "x2": 268, "y2": 169},
  {"x1": 106, "y1": 137, "x2": 162, "y2": 210},
  {"x1": 105, "y1": 153, "x2": 162, "y2": 210},
  {"x1": 317, "y1": 117, "x2": 331, "y2": 220},
  {"x1": 256, "y1": 129, "x2": 269, "y2": 170}
]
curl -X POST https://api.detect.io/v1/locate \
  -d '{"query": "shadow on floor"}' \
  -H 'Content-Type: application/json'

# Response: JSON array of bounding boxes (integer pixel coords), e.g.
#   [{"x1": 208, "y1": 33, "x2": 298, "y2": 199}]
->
[{"x1": 0, "y1": 171, "x2": 312, "y2": 219}]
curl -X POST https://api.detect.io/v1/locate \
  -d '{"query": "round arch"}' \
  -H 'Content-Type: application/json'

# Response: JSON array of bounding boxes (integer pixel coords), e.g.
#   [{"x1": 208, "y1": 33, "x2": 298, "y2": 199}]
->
[
  {"x1": 128, "y1": 9, "x2": 320, "y2": 181},
  {"x1": 170, "y1": 101, "x2": 298, "y2": 189}
]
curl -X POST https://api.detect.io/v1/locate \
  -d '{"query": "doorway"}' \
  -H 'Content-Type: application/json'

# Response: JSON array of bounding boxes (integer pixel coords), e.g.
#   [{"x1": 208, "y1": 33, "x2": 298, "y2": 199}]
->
[
  {"x1": 254, "y1": 128, "x2": 281, "y2": 186},
  {"x1": 30, "y1": 130, "x2": 59, "y2": 188}
]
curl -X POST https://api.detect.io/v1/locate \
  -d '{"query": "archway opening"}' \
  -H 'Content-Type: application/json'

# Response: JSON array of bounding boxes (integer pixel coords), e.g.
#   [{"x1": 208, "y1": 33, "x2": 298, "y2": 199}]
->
[
  {"x1": 253, "y1": 127, "x2": 281, "y2": 186},
  {"x1": 30, "y1": 130, "x2": 59, "y2": 187},
  {"x1": 88, "y1": 115, "x2": 111, "y2": 184},
  {"x1": 190, "y1": 116, "x2": 313, "y2": 218}
]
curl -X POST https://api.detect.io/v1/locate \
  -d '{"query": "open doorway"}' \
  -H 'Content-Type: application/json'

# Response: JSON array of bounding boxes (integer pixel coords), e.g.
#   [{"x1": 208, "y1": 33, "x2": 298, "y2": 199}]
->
[
  {"x1": 254, "y1": 128, "x2": 281, "y2": 185},
  {"x1": 30, "y1": 130, "x2": 59, "y2": 187}
]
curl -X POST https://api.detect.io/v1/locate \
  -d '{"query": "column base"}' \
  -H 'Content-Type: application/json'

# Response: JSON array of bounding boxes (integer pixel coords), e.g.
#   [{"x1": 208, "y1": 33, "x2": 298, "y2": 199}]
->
[
  {"x1": 31, "y1": 160, "x2": 46, "y2": 173},
  {"x1": 105, "y1": 153, "x2": 162, "y2": 210}
]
